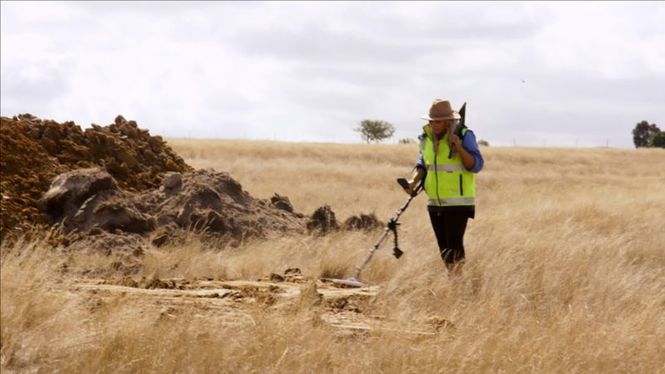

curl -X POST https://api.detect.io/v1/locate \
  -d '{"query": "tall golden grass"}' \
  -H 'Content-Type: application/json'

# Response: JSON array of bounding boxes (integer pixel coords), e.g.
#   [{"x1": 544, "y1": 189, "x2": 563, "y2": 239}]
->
[{"x1": 2, "y1": 140, "x2": 664, "y2": 373}]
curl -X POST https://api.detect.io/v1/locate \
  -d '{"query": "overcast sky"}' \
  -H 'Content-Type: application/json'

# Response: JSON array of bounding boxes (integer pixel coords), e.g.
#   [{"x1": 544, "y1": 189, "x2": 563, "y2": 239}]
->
[{"x1": 2, "y1": 2, "x2": 664, "y2": 147}]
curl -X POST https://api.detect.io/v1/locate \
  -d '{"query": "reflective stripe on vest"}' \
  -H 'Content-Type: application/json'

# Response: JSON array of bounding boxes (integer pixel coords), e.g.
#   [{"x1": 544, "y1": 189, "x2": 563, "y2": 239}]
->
[{"x1": 428, "y1": 197, "x2": 476, "y2": 206}]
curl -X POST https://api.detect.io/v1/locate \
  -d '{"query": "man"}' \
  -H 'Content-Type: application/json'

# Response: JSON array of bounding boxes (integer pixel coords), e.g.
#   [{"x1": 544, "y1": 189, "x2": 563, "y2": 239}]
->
[{"x1": 403, "y1": 99, "x2": 484, "y2": 274}]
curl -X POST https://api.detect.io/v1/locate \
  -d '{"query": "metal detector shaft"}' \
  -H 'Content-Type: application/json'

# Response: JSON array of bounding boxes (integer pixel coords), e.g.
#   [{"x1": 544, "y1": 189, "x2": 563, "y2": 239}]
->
[{"x1": 350, "y1": 186, "x2": 422, "y2": 280}]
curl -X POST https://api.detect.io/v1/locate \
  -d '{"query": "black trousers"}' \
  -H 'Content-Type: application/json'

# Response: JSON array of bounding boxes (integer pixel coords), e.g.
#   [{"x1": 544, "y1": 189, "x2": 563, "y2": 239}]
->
[{"x1": 428, "y1": 209, "x2": 470, "y2": 265}]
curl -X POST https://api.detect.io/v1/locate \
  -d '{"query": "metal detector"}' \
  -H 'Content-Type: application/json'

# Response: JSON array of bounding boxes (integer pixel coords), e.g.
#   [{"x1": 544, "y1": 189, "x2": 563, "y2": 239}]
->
[{"x1": 331, "y1": 178, "x2": 423, "y2": 288}]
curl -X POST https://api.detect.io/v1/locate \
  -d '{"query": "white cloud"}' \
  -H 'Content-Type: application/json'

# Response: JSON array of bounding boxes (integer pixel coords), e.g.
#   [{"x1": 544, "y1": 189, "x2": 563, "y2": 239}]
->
[{"x1": 2, "y1": 1, "x2": 664, "y2": 148}]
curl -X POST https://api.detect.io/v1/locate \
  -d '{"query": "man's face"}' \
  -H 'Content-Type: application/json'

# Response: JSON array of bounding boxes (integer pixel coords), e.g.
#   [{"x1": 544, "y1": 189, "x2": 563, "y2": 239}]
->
[{"x1": 430, "y1": 119, "x2": 454, "y2": 136}]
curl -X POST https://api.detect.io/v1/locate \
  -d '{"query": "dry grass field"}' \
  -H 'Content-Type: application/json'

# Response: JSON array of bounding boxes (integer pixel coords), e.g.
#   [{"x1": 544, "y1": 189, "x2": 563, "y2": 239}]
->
[{"x1": 2, "y1": 139, "x2": 665, "y2": 373}]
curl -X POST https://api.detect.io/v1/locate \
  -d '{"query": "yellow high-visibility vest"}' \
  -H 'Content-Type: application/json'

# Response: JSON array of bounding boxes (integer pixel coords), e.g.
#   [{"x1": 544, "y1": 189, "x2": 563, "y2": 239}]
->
[{"x1": 420, "y1": 125, "x2": 476, "y2": 207}]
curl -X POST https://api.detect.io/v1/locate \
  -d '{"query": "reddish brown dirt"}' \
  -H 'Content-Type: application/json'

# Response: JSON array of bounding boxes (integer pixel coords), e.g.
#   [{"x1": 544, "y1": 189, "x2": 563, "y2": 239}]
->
[
  {"x1": 1, "y1": 114, "x2": 191, "y2": 238},
  {"x1": 1, "y1": 114, "x2": 381, "y2": 252}
]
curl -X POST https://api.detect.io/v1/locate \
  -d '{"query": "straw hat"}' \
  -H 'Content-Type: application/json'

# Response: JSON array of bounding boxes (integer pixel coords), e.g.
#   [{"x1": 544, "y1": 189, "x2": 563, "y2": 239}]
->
[{"x1": 421, "y1": 99, "x2": 461, "y2": 121}]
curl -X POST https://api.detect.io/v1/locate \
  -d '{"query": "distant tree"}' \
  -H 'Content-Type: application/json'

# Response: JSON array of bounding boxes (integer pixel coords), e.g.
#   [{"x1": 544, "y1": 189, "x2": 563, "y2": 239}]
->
[
  {"x1": 650, "y1": 131, "x2": 665, "y2": 148},
  {"x1": 355, "y1": 119, "x2": 395, "y2": 143},
  {"x1": 478, "y1": 139, "x2": 490, "y2": 147},
  {"x1": 398, "y1": 138, "x2": 416, "y2": 144},
  {"x1": 632, "y1": 121, "x2": 661, "y2": 148}
]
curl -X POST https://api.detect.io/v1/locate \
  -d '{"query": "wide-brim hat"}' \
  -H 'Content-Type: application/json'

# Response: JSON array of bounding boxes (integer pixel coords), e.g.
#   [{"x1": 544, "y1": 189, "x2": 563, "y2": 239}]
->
[{"x1": 420, "y1": 99, "x2": 461, "y2": 121}]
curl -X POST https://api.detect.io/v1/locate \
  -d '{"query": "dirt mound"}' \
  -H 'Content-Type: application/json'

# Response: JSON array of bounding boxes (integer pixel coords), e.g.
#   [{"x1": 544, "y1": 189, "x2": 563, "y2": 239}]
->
[
  {"x1": 39, "y1": 167, "x2": 307, "y2": 250},
  {"x1": 1, "y1": 114, "x2": 191, "y2": 238},
  {"x1": 2, "y1": 113, "x2": 386, "y2": 251},
  {"x1": 341, "y1": 213, "x2": 383, "y2": 231},
  {"x1": 270, "y1": 193, "x2": 299, "y2": 214},
  {"x1": 307, "y1": 205, "x2": 339, "y2": 235},
  {"x1": 307, "y1": 206, "x2": 383, "y2": 235}
]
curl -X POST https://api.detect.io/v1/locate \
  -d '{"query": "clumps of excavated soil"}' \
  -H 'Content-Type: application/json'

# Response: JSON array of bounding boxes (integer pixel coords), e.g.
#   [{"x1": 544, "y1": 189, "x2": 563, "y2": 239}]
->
[
  {"x1": 307, "y1": 205, "x2": 339, "y2": 234},
  {"x1": 38, "y1": 167, "x2": 380, "y2": 252},
  {"x1": 0, "y1": 114, "x2": 191, "y2": 237},
  {"x1": 2, "y1": 114, "x2": 384, "y2": 254},
  {"x1": 39, "y1": 167, "x2": 308, "y2": 251},
  {"x1": 307, "y1": 206, "x2": 383, "y2": 235},
  {"x1": 341, "y1": 213, "x2": 383, "y2": 231}
]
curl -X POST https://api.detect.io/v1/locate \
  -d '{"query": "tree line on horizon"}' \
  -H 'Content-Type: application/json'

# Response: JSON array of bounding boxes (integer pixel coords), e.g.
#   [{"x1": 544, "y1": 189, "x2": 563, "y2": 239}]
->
[
  {"x1": 356, "y1": 118, "x2": 665, "y2": 149},
  {"x1": 355, "y1": 119, "x2": 490, "y2": 146}
]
